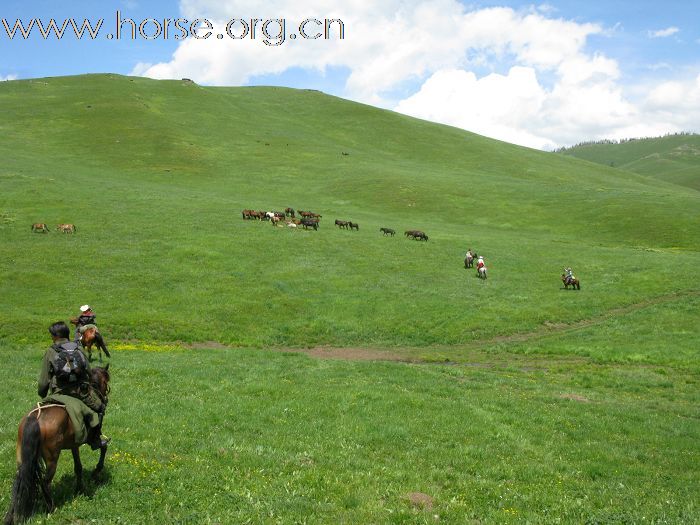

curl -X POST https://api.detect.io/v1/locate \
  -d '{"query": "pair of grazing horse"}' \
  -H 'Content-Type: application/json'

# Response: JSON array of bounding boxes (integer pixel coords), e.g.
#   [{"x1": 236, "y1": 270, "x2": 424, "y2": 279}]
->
[
  {"x1": 31, "y1": 224, "x2": 76, "y2": 234},
  {"x1": 298, "y1": 210, "x2": 322, "y2": 220},
  {"x1": 335, "y1": 220, "x2": 358, "y2": 230},
  {"x1": 4, "y1": 367, "x2": 111, "y2": 525}
]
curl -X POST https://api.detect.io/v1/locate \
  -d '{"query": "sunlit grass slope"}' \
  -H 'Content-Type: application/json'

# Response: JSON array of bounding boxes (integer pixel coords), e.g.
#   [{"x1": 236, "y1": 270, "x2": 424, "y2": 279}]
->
[
  {"x1": 559, "y1": 134, "x2": 700, "y2": 191},
  {"x1": 0, "y1": 74, "x2": 698, "y2": 349}
]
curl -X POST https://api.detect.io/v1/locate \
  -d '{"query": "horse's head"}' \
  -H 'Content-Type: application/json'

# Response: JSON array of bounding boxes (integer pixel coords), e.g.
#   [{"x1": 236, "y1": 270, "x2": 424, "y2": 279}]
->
[{"x1": 91, "y1": 364, "x2": 111, "y2": 399}]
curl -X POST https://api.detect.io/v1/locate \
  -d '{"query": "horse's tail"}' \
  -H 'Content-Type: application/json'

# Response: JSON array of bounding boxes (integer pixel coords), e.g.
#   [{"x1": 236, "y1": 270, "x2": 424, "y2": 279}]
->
[
  {"x1": 95, "y1": 331, "x2": 111, "y2": 358},
  {"x1": 6, "y1": 414, "x2": 43, "y2": 525}
]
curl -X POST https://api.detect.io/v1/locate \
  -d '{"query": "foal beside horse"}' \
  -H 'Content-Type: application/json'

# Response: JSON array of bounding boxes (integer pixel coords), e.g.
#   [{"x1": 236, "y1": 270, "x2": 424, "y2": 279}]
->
[{"x1": 4, "y1": 367, "x2": 111, "y2": 525}]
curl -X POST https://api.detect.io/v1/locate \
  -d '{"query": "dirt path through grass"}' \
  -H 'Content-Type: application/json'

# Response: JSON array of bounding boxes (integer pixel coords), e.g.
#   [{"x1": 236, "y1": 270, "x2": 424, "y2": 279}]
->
[{"x1": 274, "y1": 288, "x2": 700, "y2": 363}]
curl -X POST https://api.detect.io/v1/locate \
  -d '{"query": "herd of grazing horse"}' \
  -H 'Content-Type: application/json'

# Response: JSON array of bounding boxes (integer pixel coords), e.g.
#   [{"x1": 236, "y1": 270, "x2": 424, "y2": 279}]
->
[
  {"x1": 29, "y1": 211, "x2": 580, "y2": 290},
  {"x1": 240, "y1": 207, "x2": 582, "y2": 287}
]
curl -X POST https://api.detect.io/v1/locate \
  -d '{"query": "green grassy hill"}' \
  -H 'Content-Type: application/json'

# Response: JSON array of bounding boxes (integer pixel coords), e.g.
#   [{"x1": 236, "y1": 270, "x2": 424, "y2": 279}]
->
[
  {"x1": 1, "y1": 74, "x2": 698, "y2": 523},
  {"x1": 0, "y1": 74, "x2": 698, "y2": 352},
  {"x1": 558, "y1": 134, "x2": 700, "y2": 191}
]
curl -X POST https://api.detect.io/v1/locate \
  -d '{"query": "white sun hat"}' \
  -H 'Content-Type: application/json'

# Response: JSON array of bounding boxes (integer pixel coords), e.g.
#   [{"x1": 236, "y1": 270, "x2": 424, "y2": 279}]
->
[{"x1": 80, "y1": 304, "x2": 91, "y2": 312}]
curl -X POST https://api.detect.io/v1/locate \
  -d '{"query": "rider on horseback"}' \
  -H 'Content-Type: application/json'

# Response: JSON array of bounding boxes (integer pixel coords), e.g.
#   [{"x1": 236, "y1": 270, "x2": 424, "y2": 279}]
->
[
  {"x1": 476, "y1": 256, "x2": 485, "y2": 270},
  {"x1": 71, "y1": 304, "x2": 109, "y2": 357},
  {"x1": 39, "y1": 321, "x2": 109, "y2": 450},
  {"x1": 564, "y1": 267, "x2": 575, "y2": 285},
  {"x1": 74, "y1": 304, "x2": 96, "y2": 342}
]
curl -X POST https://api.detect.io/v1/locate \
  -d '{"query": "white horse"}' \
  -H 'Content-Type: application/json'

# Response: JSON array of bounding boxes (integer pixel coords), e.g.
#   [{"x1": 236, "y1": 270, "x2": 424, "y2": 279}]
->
[
  {"x1": 477, "y1": 266, "x2": 487, "y2": 279},
  {"x1": 464, "y1": 252, "x2": 474, "y2": 268}
]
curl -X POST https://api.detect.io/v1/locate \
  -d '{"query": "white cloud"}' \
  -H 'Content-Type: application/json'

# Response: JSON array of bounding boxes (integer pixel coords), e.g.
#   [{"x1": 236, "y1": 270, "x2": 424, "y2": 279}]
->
[
  {"x1": 648, "y1": 26, "x2": 679, "y2": 38},
  {"x1": 0, "y1": 74, "x2": 18, "y2": 82},
  {"x1": 395, "y1": 67, "x2": 554, "y2": 149},
  {"x1": 131, "y1": 1, "x2": 699, "y2": 149},
  {"x1": 134, "y1": 2, "x2": 603, "y2": 104}
]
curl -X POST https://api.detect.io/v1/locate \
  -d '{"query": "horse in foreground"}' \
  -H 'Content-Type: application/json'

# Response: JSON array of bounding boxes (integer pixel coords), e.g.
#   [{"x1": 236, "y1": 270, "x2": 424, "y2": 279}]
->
[
  {"x1": 477, "y1": 266, "x2": 487, "y2": 279},
  {"x1": 561, "y1": 274, "x2": 581, "y2": 290},
  {"x1": 4, "y1": 367, "x2": 111, "y2": 525}
]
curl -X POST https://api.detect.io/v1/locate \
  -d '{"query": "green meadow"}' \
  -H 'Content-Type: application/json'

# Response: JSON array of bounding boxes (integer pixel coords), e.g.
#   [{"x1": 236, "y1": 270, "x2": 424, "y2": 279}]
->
[
  {"x1": 559, "y1": 133, "x2": 700, "y2": 191},
  {"x1": 0, "y1": 75, "x2": 698, "y2": 523}
]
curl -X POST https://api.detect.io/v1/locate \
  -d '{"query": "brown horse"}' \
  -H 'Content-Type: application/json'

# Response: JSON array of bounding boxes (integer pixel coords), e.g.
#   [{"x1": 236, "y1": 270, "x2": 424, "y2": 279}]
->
[
  {"x1": 4, "y1": 367, "x2": 111, "y2": 525},
  {"x1": 561, "y1": 274, "x2": 581, "y2": 290},
  {"x1": 31, "y1": 224, "x2": 49, "y2": 233},
  {"x1": 69, "y1": 319, "x2": 111, "y2": 361},
  {"x1": 56, "y1": 224, "x2": 76, "y2": 234}
]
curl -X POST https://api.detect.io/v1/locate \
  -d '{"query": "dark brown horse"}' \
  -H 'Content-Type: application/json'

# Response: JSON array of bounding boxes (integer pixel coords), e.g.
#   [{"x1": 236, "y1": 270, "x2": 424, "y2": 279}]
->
[
  {"x1": 301, "y1": 219, "x2": 319, "y2": 230},
  {"x1": 561, "y1": 274, "x2": 581, "y2": 290},
  {"x1": 69, "y1": 319, "x2": 110, "y2": 361},
  {"x1": 4, "y1": 367, "x2": 111, "y2": 525}
]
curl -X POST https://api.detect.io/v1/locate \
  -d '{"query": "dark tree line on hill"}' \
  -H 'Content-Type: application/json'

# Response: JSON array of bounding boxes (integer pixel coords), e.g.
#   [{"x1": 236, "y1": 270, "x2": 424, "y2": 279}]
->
[{"x1": 554, "y1": 131, "x2": 698, "y2": 153}]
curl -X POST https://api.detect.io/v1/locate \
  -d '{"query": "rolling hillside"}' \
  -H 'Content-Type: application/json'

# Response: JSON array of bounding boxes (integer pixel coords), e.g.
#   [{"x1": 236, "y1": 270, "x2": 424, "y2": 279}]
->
[
  {"x1": 558, "y1": 133, "x2": 700, "y2": 191},
  {"x1": 0, "y1": 74, "x2": 698, "y2": 351},
  {"x1": 0, "y1": 74, "x2": 699, "y2": 524}
]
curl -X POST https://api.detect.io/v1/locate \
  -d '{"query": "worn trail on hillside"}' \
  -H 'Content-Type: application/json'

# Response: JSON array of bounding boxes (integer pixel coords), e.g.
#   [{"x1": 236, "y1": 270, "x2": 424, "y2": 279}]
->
[
  {"x1": 474, "y1": 288, "x2": 700, "y2": 347},
  {"x1": 279, "y1": 288, "x2": 700, "y2": 363}
]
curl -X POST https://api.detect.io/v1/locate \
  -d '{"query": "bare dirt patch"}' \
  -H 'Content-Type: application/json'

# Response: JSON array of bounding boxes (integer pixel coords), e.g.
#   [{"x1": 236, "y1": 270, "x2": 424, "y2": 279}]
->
[
  {"x1": 560, "y1": 393, "x2": 590, "y2": 403},
  {"x1": 404, "y1": 492, "x2": 434, "y2": 510},
  {"x1": 185, "y1": 340, "x2": 231, "y2": 350},
  {"x1": 282, "y1": 346, "x2": 406, "y2": 362}
]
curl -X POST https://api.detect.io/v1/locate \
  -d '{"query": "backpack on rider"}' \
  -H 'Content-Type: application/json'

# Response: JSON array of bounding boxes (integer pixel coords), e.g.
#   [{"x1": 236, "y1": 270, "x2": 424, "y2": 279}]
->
[{"x1": 52, "y1": 341, "x2": 88, "y2": 386}]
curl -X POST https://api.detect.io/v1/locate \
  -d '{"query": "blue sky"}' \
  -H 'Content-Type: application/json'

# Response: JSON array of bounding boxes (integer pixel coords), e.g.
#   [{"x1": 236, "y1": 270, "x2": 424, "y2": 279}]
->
[{"x1": 1, "y1": 1, "x2": 699, "y2": 148}]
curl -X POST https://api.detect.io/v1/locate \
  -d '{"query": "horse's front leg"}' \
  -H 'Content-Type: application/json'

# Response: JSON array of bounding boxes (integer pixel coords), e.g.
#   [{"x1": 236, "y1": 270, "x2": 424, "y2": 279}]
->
[
  {"x1": 71, "y1": 447, "x2": 84, "y2": 494},
  {"x1": 92, "y1": 443, "x2": 108, "y2": 481}
]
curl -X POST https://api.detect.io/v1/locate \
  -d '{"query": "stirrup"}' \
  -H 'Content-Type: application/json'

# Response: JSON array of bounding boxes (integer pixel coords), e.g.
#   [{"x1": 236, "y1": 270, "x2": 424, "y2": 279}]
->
[{"x1": 89, "y1": 434, "x2": 111, "y2": 450}]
